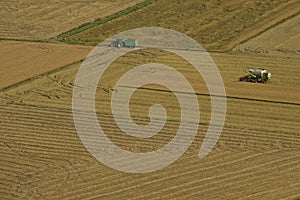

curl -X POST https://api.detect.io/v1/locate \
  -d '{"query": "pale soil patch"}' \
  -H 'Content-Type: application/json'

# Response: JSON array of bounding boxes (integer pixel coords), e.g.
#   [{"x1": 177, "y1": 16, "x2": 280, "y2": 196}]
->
[{"x1": 0, "y1": 40, "x2": 92, "y2": 89}]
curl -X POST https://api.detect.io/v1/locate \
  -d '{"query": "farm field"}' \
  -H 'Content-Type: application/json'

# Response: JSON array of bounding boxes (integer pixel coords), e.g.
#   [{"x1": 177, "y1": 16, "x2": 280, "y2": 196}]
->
[
  {"x1": 0, "y1": 40, "x2": 92, "y2": 89},
  {"x1": 0, "y1": 49, "x2": 299, "y2": 199},
  {"x1": 0, "y1": 0, "x2": 144, "y2": 40},
  {"x1": 1, "y1": 51, "x2": 299, "y2": 107},
  {"x1": 234, "y1": 14, "x2": 300, "y2": 58},
  {"x1": 0, "y1": 0, "x2": 300, "y2": 199},
  {"x1": 0, "y1": 103, "x2": 299, "y2": 199},
  {"x1": 64, "y1": 0, "x2": 300, "y2": 51}
]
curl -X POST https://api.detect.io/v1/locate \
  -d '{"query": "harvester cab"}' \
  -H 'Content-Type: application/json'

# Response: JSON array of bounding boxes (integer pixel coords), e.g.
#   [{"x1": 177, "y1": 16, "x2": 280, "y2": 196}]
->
[
  {"x1": 111, "y1": 38, "x2": 125, "y2": 48},
  {"x1": 239, "y1": 69, "x2": 271, "y2": 83}
]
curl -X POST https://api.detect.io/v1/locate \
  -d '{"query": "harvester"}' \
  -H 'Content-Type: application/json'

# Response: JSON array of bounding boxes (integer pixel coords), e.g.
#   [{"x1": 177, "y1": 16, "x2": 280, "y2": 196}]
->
[
  {"x1": 239, "y1": 69, "x2": 271, "y2": 83},
  {"x1": 111, "y1": 38, "x2": 139, "y2": 48}
]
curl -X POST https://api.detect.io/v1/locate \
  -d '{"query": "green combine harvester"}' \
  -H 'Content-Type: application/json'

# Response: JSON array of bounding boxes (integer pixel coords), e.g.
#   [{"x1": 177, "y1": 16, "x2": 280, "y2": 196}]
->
[
  {"x1": 111, "y1": 38, "x2": 139, "y2": 48},
  {"x1": 239, "y1": 69, "x2": 271, "y2": 83}
]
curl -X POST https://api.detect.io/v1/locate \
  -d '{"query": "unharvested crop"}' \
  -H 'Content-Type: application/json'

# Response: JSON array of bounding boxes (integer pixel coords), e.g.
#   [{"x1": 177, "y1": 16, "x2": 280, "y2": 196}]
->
[
  {"x1": 64, "y1": 0, "x2": 299, "y2": 51},
  {"x1": 0, "y1": 1, "x2": 299, "y2": 199}
]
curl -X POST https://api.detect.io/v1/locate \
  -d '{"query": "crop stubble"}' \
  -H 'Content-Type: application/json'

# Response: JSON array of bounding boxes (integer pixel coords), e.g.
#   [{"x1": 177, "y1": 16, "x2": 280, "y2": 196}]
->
[
  {"x1": 64, "y1": 0, "x2": 300, "y2": 51},
  {"x1": 0, "y1": 0, "x2": 300, "y2": 199},
  {"x1": 0, "y1": 0, "x2": 144, "y2": 40},
  {"x1": 234, "y1": 13, "x2": 300, "y2": 58},
  {"x1": 0, "y1": 49, "x2": 299, "y2": 199},
  {"x1": 0, "y1": 40, "x2": 93, "y2": 89}
]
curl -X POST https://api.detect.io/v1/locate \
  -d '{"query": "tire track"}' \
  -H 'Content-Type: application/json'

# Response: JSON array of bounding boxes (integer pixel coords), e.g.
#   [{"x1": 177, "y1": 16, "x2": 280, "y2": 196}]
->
[
  {"x1": 1, "y1": 104, "x2": 299, "y2": 151},
  {"x1": 121, "y1": 85, "x2": 300, "y2": 106},
  {"x1": 142, "y1": 156, "x2": 299, "y2": 200},
  {"x1": 56, "y1": 151, "x2": 298, "y2": 200}
]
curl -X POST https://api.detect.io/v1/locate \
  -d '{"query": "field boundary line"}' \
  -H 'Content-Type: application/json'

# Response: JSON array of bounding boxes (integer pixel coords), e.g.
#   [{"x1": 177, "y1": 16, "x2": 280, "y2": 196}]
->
[
  {"x1": 0, "y1": 37, "x2": 80, "y2": 46},
  {"x1": 0, "y1": 37, "x2": 57, "y2": 44},
  {"x1": 0, "y1": 59, "x2": 84, "y2": 93},
  {"x1": 120, "y1": 85, "x2": 300, "y2": 106},
  {"x1": 229, "y1": 8, "x2": 300, "y2": 51},
  {"x1": 55, "y1": 0, "x2": 158, "y2": 43}
]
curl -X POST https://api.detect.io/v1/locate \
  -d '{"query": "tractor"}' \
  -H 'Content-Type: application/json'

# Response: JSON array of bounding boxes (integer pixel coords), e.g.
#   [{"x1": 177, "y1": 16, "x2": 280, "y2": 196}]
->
[
  {"x1": 110, "y1": 38, "x2": 139, "y2": 48},
  {"x1": 239, "y1": 69, "x2": 271, "y2": 83}
]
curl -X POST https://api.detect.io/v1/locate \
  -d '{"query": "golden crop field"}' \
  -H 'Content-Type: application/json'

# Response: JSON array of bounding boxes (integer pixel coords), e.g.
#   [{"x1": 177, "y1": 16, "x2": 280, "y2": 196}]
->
[
  {"x1": 0, "y1": 41, "x2": 92, "y2": 89},
  {"x1": 0, "y1": 0, "x2": 143, "y2": 40},
  {"x1": 0, "y1": 0, "x2": 299, "y2": 199},
  {"x1": 234, "y1": 14, "x2": 300, "y2": 58},
  {"x1": 1, "y1": 49, "x2": 299, "y2": 199},
  {"x1": 64, "y1": 0, "x2": 300, "y2": 51}
]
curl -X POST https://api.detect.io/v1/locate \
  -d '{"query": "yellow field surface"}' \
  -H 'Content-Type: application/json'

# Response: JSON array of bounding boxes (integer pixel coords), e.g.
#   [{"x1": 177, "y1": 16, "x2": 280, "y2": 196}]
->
[
  {"x1": 0, "y1": 41, "x2": 92, "y2": 89},
  {"x1": 1, "y1": 1, "x2": 300, "y2": 199},
  {"x1": 0, "y1": 0, "x2": 143, "y2": 40},
  {"x1": 0, "y1": 103, "x2": 299, "y2": 199},
  {"x1": 234, "y1": 14, "x2": 300, "y2": 58},
  {"x1": 0, "y1": 50, "x2": 299, "y2": 199},
  {"x1": 2, "y1": 50, "x2": 299, "y2": 106},
  {"x1": 65, "y1": 0, "x2": 300, "y2": 51}
]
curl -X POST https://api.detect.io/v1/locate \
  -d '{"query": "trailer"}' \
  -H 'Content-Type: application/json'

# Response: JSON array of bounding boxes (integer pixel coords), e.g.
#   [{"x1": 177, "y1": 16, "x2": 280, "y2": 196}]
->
[
  {"x1": 111, "y1": 38, "x2": 139, "y2": 48},
  {"x1": 123, "y1": 40, "x2": 139, "y2": 48}
]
